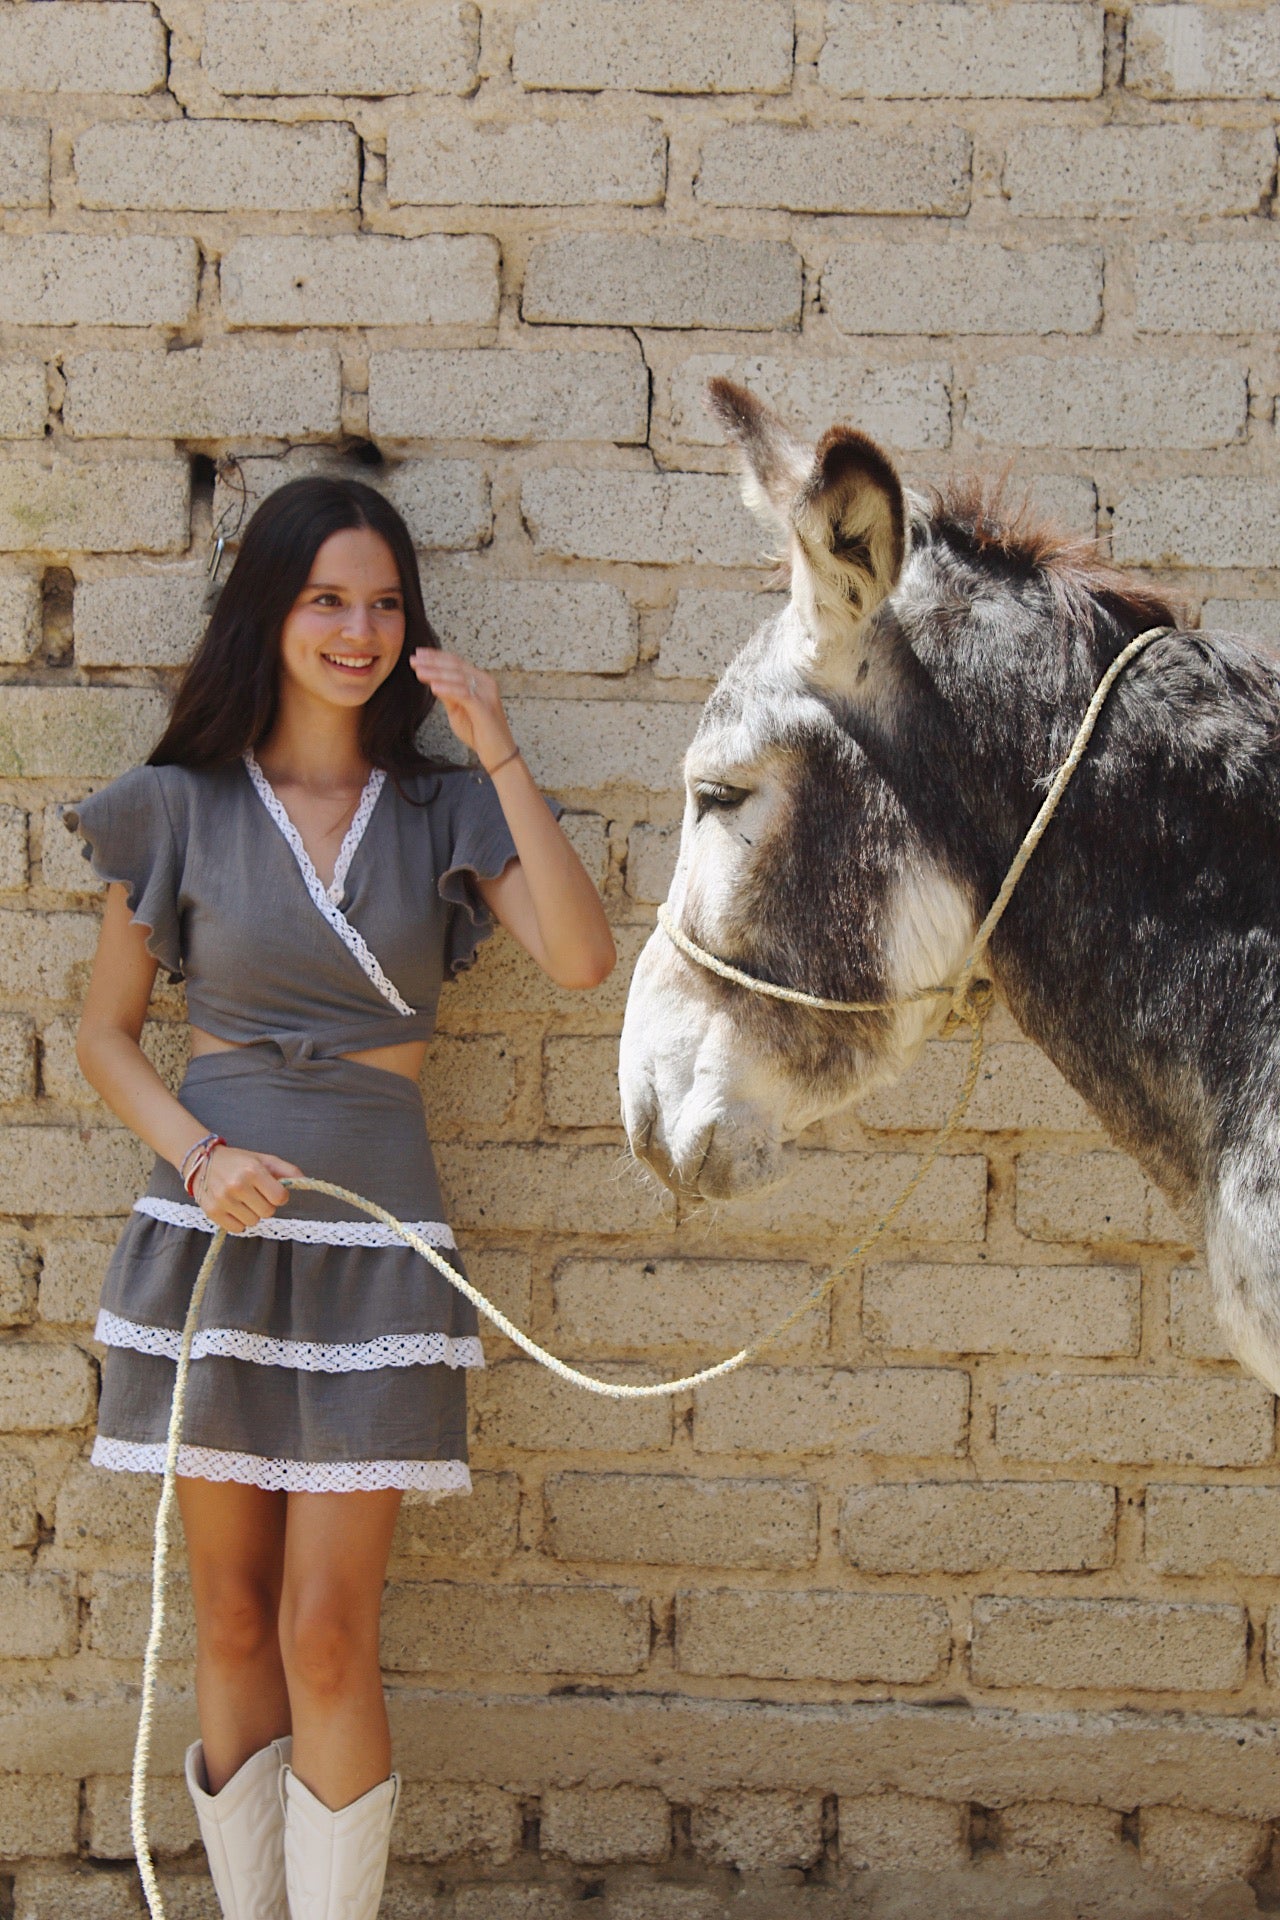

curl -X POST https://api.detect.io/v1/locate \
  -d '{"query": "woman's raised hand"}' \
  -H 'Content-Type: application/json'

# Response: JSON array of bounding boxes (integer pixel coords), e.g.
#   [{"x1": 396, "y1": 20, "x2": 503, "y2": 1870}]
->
[
  {"x1": 197, "y1": 1148, "x2": 302, "y2": 1234},
  {"x1": 409, "y1": 649, "x2": 517, "y2": 774}
]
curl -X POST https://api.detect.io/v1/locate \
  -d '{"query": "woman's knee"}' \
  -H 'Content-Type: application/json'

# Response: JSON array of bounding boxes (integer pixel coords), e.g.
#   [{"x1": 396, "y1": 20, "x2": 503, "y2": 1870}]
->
[
  {"x1": 193, "y1": 1569, "x2": 280, "y2": 1672},
  {"x1": 280, "y1": 1586, "x2": 379, "y2": 1700}
]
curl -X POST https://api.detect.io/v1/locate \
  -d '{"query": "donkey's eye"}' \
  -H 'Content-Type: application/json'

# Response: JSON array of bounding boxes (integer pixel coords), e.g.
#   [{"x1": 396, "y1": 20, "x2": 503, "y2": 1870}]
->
[{"x1": 694, "y1": 781, "x2": 751, "y2": 815}]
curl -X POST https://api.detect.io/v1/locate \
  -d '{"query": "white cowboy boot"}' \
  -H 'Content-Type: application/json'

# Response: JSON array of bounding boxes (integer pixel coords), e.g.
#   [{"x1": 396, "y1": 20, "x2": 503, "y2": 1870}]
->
[
  {"x1": 185, "y1": 1736, "x2": 291, "y2": 1920},
  {"x1": 281, "y1": 1765, "x2": 399, "y2": 1919}
]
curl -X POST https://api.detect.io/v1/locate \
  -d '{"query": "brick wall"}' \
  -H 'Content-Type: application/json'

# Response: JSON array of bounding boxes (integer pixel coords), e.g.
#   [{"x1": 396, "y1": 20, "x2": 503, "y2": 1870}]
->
[{"x1": 1, "y1": 1, "x2": 1278, "y2": 1912}]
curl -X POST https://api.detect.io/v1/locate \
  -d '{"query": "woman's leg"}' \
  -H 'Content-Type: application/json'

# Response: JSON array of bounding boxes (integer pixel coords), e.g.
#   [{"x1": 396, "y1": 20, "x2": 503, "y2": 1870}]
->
[
  {"x1": 176, "y1": 1475, "x2": 290, "y2": 1791},
  {"x1": 278, "y1": 1488, "x2": 403, "y2": 1811}
]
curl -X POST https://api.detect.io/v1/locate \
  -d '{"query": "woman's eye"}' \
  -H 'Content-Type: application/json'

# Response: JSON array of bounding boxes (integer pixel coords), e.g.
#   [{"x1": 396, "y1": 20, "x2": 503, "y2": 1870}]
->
[{"x1": 694, "y1": 782, "x2": 751, "y2": 815}]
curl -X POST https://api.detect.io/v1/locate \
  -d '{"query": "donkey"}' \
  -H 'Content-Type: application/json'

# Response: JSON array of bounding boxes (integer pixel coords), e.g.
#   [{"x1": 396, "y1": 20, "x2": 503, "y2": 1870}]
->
[{"x1": 619, "y1": 379, "x2": 1280, "y2": 1392}]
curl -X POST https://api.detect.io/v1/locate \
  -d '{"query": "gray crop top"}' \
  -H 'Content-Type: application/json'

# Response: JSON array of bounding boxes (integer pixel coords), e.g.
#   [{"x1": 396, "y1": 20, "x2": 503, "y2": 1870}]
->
[{"x1": 65, "y1": 756, "x2": 560, "y2": 1063}]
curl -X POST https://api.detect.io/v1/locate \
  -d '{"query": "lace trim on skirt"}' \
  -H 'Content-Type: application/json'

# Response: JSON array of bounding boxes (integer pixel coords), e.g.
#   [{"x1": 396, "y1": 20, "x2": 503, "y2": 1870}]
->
[
  {"x1": 92, "y1": 1435, "x2": 473, "y2": 1496},
  {"x1": 133, "y1": 1196, "x2": 457, "y2": 1249},
  {"x1": 96, "y1": 1309, "x2": 485, "y2": 1374}
]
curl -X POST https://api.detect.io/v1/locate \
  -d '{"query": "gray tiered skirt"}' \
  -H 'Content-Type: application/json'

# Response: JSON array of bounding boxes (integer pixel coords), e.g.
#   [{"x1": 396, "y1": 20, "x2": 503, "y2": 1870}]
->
[{"x1": 92, "y1": 1047, "x2": 481, "y2": 1496}]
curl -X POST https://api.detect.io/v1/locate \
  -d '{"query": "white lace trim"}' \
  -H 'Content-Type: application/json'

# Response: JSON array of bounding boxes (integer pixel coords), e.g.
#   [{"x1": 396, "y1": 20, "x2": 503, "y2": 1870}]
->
[
  {"x1": 328, "y1": 767, "x2": 385, "y2": 904},
  {"x1": 243, "y1": 754, "x2": 412, "y2": 1017},
  {"x1": 133, "y1": 1196, "x2": 457, "y2": 1249},
  {"x1": 91, "y1": 1435, "x2": 472, "y2": 1496},
  {"x1": 96, "y1": 1308, "x2": 485, "y2": 1374}
]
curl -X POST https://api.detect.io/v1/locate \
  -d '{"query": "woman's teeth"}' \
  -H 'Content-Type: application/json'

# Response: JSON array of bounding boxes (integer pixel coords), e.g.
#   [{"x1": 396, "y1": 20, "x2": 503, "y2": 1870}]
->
[{"x1": 322, "y1": 653, "x2": 375, "y2": 673}]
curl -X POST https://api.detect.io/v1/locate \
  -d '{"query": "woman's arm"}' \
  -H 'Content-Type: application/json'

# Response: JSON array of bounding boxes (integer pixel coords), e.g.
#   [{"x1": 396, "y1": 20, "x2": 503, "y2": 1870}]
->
[
  {"x1": 77, "y1": 884, "x2": 300, "y2": 1230},
  {"x1": 411, "y1": 650, "x2": 616, "y2": 990}
]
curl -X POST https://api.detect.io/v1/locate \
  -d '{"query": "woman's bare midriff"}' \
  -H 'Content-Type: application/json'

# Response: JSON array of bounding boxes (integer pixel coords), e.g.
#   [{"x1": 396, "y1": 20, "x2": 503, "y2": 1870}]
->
[{"x1": 188, "y1": 1027, "x2": 428, "y2": 1082}]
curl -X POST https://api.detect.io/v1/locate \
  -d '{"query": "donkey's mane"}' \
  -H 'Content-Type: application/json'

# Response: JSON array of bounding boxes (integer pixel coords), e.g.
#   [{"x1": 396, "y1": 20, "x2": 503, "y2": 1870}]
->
[{"x1": 932, "y1": 474, "x2": 1182, "y2": 640}]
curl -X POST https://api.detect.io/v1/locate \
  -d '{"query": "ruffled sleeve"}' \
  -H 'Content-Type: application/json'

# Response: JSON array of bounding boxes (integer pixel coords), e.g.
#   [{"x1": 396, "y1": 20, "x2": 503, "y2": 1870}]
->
[
  {"x1": 438, "y1": 768, "x2": 563, "y2": 977},
  {"x1": 62, "y1": 766, "x2": 185, "y2": 980}
]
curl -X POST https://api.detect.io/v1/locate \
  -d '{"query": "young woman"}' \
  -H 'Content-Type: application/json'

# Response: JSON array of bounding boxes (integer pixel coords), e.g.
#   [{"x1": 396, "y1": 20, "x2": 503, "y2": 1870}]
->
[{"x1": 69, "y1": 477, "x2": 614, "y2": 1920}]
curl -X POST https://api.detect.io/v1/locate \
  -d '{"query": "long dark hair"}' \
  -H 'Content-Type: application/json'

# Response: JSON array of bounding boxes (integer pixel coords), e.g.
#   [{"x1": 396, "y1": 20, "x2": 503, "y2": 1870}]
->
[{"x1": 149, "y1": 476, "x2": 440, "y2": 776}]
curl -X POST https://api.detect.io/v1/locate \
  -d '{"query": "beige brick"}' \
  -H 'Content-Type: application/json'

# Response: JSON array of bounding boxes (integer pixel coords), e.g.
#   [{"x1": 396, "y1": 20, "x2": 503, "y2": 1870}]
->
[
  {"x1": 440, "y1": 1143, "x2": 671, "y2": 1235},
  {"x1": 692, "y1": 1790, "x2": 822, "y2": 1869},
  {"x1": 546, "y1": 1471, "x2": 818, "y2": 1568},
  {"x1": 677, "y1": 1587, "x2": 950, "y2": 1682},
  {"x1": 497, "y1": 697, "x2": 697, "y2": 791},
  {"x1": 1032, "y1": 473, "x2": 1096, "y2": 535},
  {"x1": 1202, "y1": 599, "x2": 1280, "y2": 645},
  {"x1": 971, "y1": 1595, "x2": 1245, "y2": 1692},
  {"x1": 75, "y1": 119, "x2": 358, "y2": 212},
  {"x1": 471, "y1": 1359, "x2": 672, "y2": 1456},
  {"x1": 523, "y1": 468, "x2": 760, "y2": 569},
  {"x1": 0, "y1": 688, "x2": 168, "y2": 778},
  {"x1": 1140, "y1": 1804, "x2": 1267, "y2": 1885},
  {"x1": 694, "y1": 1365, "x2": 968, "y2": 1458},
  {"x1": 523, "y1": 235, "x2": 801, "y2": 331},
  {"x1": 0, "y1": 804, "x2": 26, "y2": 890},
  {"x1": 380, "y1": 1579, "x2": 649, "y2": 1675},
  {"x1": 996, "y1": 1373, "x2": 1274, "y2": 1467},
  {"x1": 627, "y1": 822, "x2": 679, "y2": 902},
  {"x1": 394, "y1": 1470, "x2": 520, "y2": 1562},
  {"x1": 39, "y1": 1234, "x2": 112, "y2": 1327},
  {"x1": 214, "y1": 451, "x2": 490, "y2": 553},
  {"x1": 726, "y1": 1150, "x2": 987, "y2": 1241},
  {"x1": 1003, "y1": 125, "x2": 1274, "y2": 217},
  {"x1": 0, "y1": 464, "x2": 188, "y2": 557},
  {"x1": 204, "y1": 0, "x2": 478, "y2": 95},
  {"x1": 543, "y1": 1785, "x2": 669, "y2": 1863},
  {"x1": 966, "y1": 355, "x2": 1245, "y2": 451},
  {"x1": 822, "y1": 2, "x2": 1102, "y2": 95},
  {"x1": 0, "y1": 1568, "x2": 78, "y2": 1658},
  {"x1": 514, "y1": 0, "x2": 794, "y2": 92},
  {"x1": 1113, "y1": 479, "x2": 1280, "y2": 569},
  {"x1": 0, "y1": 3, "x2": 165, "y2": 93},
  {"x1": 389, "y1": 110, "x2": 666, "y2": 207},
  {"x1": 863, "y1": 1261, "x2": 1139, "y2": 1356},
  {"x1": 1136, "y1": 239, "x2": 1280, "y2": 333},
  {"x1": 88, "y1": 1570, "x2": 195, "y2": 1660},
  {"x1": 697, "y1": 125, "x2": 969, "y2": 214},
  {"x1": 840, "y1": 1792, "x2": 966, "y2": 1870},
  {"x1": 0, "y1": 357, "x2": 46, "y2": 440},
  {"x1": 372, "y1": 346, "x2": 646, "y2": 446},
  {"x1": 64, "y1": 346, "x2": 340, "y2": 441},
  {"x1": 842, "y1": 1480, "x2": 1115, "y2": 1574},
  {"x1": 667, "y1": 355, "x2": 949, "y2": 452},
  {"x1": 75, "y1": 572, "x2": 207, "y2": 670},
  {"x1": 86, "y1": 1775, "x2": 198, "y2": 1858},
  {"x1": 825, "y1": 242, "x2": 1101, "y2": 336},
  {"x1": 0, "y1": 1013, "x2": 33, "y2": 1107},
  {"x1": 1016, "y1": 1150, "x2": 1187, "y2": 1244},
  {"x1": 0, "y1": 1126, "x2": 152, "y2": 1216},
  {"x1": 0, "y1": 1455, "x2": 37, "y2": 1549},
  {"x1": 553, "y1": 1256, "x2": 823, "y2": 1356},
  {"x1": 0, "y1": 1775, "x2": 79, "y2": 1857},
  {"x1": 0, "y1": 120, "x2": 49, "y2": 208},
  {"x1": 1129, "y1": 4, "x2": 1280, "y2": 96},
  {"x1": 1145, "y1": 1484, "x2": 1280, "y2": 1575},
  {"x1": 656, "y1": 589, "x2": 781, "y2": 681},
  {"x1": 1000, "y1": 1801, "x2": 1122, "y2": 1873},
  {"x1": 1169, "y1": 1263, "x2": 1233, "y2": 1360},
  {"x1": 222, "y1": 235, "x2": 499, "y2": 329},
  {"x1": 55, "y1": 1459, "x2": 157, "y2": 1551},
  {"x1": 862, "y1": 1040, "x2": 1093, "y2": 1132},
  {"x1": 0, "y1": 571, "x2": 40, "y2": 665},
  {"x1": 558, "y1": 812, "x2": 610, "y2": 888},
  {"x1": 0, "y1": 910, "x2": 98, "y2": 999},
  {"x1": 424, "y1": 571, "x2": 637, "y2": 675},
  {"x1": 443, "y1": 923, "x2": 648, "y2": 1022},
  {"x1": 14, "y1": 1867, "x2": 149, "y2": 1920},
  {"x1": 419, "y1": 1034, "x2": 516, "y2": 1134},
  {"x1": 397, "y1": 1782, "x2": 521, "y2": 1863},
  {"x1": 451, "y1": 1893, "x2": 573, "y2": 1920},
  {"x1": 0, "y1": 1228, "x2": 36, "y2": 1324},
  {"x1": 543, "y1": 1033, "x2": 621, "y2": 1128},
  {"x1": 0, "y1": 234, "x2": 197, "y2": 327}
]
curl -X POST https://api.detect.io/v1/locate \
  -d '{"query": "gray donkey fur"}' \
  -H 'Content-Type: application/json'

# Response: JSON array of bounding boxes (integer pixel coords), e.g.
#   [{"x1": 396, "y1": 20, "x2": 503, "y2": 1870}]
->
[{"x1": 619, "y1": 379, "x2": 1280, "y2": 1392}]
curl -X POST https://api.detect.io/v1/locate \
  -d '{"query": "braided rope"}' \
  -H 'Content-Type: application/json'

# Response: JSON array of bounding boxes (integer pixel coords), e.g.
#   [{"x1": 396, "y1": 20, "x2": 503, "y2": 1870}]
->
[{"x1": 129, "y1": 624, "x2": 1169, "y2": 1918}]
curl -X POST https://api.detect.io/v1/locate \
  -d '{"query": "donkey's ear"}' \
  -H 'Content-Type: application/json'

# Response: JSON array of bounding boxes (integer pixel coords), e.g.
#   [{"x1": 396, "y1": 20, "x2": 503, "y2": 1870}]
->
[{"x1": 707, "y1": 380, "x2": 906, "y2": 686}]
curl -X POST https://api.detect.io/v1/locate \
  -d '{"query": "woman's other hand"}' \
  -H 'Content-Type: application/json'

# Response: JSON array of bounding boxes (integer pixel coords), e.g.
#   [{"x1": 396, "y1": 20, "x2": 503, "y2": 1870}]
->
[
  {"x1": 409, "y1": 650, "x2": 517, "y2": 774},
  {"x1": 198, "y1": 1148, "x2": 302, "y2": 1234}
]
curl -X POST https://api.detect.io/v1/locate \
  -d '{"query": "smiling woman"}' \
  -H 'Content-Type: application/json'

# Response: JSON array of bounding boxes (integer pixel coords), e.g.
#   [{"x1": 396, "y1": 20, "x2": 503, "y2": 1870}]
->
[{"x1": 65, "y1": 477, "x2": 614, "y2": 1920}]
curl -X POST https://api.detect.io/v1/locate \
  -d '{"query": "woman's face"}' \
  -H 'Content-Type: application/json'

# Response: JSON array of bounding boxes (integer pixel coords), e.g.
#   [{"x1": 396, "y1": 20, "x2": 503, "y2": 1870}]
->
[{"x1": 278, "y1": 526, "x2": 406, "y2": 713}]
